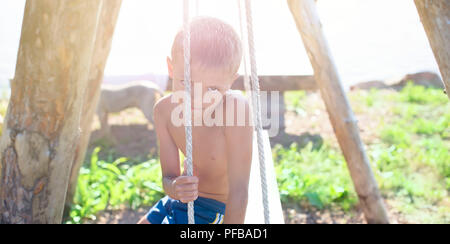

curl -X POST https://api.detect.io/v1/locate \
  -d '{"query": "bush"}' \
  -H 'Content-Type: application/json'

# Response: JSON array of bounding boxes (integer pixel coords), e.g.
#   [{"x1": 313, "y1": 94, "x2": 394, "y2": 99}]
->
[{"x1": 67, "y1": 147, "x2": 164, "y2": 224}]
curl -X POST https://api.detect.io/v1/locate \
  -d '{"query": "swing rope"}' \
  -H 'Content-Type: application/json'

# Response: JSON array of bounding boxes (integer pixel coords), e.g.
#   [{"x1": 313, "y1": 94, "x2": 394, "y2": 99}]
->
[
  {"x1": 183, "y1": 0, "x2": 269, "y2": 224},
  {"x1": 243, "y1": 0, "x2": 270, "y2": 224},
  {"x1": 183, "y1": 0, "x2": 195, "y2": 225},
  {"x1": 237, "y1": 0, "x2": 252, "y2": 97}
]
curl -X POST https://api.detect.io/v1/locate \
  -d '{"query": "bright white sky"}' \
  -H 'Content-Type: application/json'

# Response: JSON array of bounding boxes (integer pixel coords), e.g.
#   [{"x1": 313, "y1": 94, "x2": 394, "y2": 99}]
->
[
  {"x1": 0, "y1": 0, "x2": 440, "y2": 87},
  {"x1": 103, "y1": 0, "x2": 313, "y2": 76}
]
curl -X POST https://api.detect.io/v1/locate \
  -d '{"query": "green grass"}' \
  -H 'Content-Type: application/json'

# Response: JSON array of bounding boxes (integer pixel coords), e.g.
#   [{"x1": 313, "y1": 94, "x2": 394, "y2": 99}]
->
[
  {"x1": 398, "y1": 82, "x2": 448, "y2": 104},
  {"x1": 280, "y1": 82, "x2": 449, "y2": 223},
  {"x1": 0, "y1": 82, "x2": 443, "y2": 223},
  {"x1": 66, "y1": 83, "x2": 448, "y2": 223},
  {"x1": 66, "y1": 147, "x2": 164, "y2": 224},
  {"x1": 373, "y1": 84, "x2": 449, "y2": 223},
  {"x1": 273, "y1": 142, "x2": 358, "y2": 211},
  {"x1": 284, "y1": 90, "x2": 308, "y2": 116}
]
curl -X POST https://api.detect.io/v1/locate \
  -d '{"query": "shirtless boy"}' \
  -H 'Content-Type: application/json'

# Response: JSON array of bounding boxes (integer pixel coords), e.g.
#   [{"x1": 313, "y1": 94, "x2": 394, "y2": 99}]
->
[{"x1": 138, "y1": 17, "x2": 253, "y2": 224}]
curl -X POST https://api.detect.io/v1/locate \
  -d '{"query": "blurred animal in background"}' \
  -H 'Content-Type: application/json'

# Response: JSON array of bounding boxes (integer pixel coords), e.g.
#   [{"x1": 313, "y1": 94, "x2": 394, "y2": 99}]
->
[{"x1": 96, "y1": 80, "x2": 164, "y2": 138}]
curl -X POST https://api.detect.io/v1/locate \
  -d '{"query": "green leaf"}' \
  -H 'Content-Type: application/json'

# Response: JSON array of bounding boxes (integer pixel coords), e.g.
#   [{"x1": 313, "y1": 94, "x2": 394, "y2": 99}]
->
[
  {"x1": 143, "y1": 181, "x2": 163, "y2": 192},
  {"x1": 305, "y1": 192, "x2": 323, "y2": 209},
  {"x1": 101, "y1": 163, "x2": 122, "y2": 176},
  {"x1": 90, "y1": 147, "x2": 101, "y2": 172},
  {"x1": 113, "y1": 157, "x2": 129, "y2": 166}
]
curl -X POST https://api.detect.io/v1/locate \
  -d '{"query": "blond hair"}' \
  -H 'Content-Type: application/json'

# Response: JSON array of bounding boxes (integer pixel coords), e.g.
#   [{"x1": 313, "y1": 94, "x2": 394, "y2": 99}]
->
[{"x1": 171, "y1": 16, "x2": 242, "y2": 75}]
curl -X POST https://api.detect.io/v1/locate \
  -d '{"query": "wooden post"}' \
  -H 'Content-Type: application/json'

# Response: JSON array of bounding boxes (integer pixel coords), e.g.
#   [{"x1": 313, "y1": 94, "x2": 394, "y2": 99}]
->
[
  {"x1": 287, "y1": 0, "x2": 389, "y2": 223},
  {"x1": 0, "y1": 0, "x2": 103, "y2": 224},
  {"x1": 64, "y1": 0, "x2": 122, "y2": 214},
  {"x1": 414, "y1": 0, "x2": 450, "y2": 99}
]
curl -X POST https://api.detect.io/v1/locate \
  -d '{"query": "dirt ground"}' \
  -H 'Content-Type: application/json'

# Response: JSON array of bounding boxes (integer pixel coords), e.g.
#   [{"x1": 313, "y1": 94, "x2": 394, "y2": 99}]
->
[
  {"x1": 86, "y1": 90, "x2": 402, "y2": 224},
  {"x1": 88, "y1": 200, "x2": 407, "y2": 224}
]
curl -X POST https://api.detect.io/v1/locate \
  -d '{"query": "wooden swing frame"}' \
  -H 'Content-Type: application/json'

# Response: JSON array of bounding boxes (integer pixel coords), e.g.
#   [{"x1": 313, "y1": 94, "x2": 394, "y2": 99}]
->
[{"x1": 0, "y1": 0, "x2": 448, "y2": 224}]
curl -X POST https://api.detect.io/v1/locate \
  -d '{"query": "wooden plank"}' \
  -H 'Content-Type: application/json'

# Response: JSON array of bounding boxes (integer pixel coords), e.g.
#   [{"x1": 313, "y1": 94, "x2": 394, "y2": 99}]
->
[
  {"x1": 245, "y1": 130, "x2": 284, "y2": 224},
  {"x1": 287, "y1": 0, "x2": 389, "y2": 223},
  {"x1": 163, "y1": 75, "x2": 317, "y2": 92},
  {"x1": 232, "y1": 75, "x2": 317, "y2": 91}
]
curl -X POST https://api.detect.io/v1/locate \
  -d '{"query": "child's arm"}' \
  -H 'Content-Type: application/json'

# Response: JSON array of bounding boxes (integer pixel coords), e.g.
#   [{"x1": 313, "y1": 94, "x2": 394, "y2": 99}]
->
[
  {"x1": 154, "y1": 97, "x2": 198, "y2": 203},
  {"x1": 223, "y1": 97, "x2": 253, "y2": 224}
]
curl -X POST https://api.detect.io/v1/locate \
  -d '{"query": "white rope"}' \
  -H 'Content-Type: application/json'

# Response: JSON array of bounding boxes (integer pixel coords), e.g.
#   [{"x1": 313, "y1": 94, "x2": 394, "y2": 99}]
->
[
  {"x1": 244, "y1": 0, "x2": 270, "y2": 224},
  {"x1": 182, "y1": 0, "x2": 269, "y2": 224},
  {"x1": 237, "y1": 0, "x2": 256, "y2": 129},
  {"x1": 183, "y1": 0, "x2": 195, "y2": 225},
  {"x1": 237, "y1": 0, "x2": 252, "y2": 100}
]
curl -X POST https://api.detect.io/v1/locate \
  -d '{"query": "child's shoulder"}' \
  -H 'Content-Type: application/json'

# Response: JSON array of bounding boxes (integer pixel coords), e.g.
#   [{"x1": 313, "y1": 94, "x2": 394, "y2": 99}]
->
[{"x1": 153, "y1": 93, "x2": 174, "y2": 116}]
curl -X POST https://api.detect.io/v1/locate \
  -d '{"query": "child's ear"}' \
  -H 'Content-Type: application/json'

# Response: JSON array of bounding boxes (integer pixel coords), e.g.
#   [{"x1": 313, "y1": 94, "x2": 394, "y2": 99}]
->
[{"x1": 167, "y1": 56, "x2": 174, "y2": 79}]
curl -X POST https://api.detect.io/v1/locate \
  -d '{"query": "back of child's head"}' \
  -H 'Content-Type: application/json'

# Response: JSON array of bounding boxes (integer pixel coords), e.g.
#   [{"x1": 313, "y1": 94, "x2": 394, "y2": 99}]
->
[{"x1": 171, "y1": 16, "x2": 242, "y2": 75}]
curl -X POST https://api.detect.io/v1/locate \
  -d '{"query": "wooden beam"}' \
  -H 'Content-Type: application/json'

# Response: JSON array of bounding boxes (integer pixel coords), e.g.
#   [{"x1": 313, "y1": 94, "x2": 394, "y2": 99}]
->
[
  {"x1": 232, "y1": 75, "x2": 317, "y2": 91},
  {"x1": 107, "y1": 75, "x2": 317, "y2": 92},
  {"x1": 65, "y1": 0, "x2": 123, "y2": 215},
  {"x1": 287, "y1": 0, "x2": 389, "y2": 223},
  {"x1": 414, "y1": 0, "x2": 450, "y2": 99},
  {"x1": 0, "y1": 0, "x2": 103, "y2": 224},
  {"x1": 166, "y1": 75, "x2": 317, "y2": 92}
]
